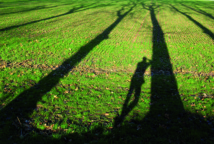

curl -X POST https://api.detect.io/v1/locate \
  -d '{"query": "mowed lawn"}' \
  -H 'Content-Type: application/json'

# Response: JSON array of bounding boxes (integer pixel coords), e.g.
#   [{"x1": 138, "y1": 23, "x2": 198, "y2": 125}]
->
[{"x1": 0, "y1": 0, "x2": 214, "y2": 143}]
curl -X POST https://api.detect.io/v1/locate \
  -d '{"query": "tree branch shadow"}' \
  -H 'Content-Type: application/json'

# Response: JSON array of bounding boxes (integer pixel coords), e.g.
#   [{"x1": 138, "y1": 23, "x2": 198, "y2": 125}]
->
[
  {"x1": 0, "y1": 2, "x2": 114, "y2": 32},
  {"x1": 180, "y1": 3, "x2": 214, "y2": 20},
  {"x1": 109, "y1": 2, "x2": 214, "y2": 143},
  {"x1": 170, "y1": 4, "x2": 214, "y2": 40},
  {"x1": 0, "y1": 2, "x2": 137, "y2": 143},
  {"x1": 0, "y1": 5, "x2": 60, "y2": 16},
  {"x1": 0, "y1": 1, "x2": 213, "y2": 144}
]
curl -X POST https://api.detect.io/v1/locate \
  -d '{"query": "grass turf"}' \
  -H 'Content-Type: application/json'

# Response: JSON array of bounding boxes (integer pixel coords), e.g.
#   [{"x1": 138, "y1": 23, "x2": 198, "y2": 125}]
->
[{"x1": 0, "y1": 0, "x2": 214, "y2": 143}]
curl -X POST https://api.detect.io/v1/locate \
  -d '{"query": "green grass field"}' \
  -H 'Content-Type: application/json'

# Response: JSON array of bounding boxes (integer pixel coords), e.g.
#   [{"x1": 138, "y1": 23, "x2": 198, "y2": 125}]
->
[{"x1": 0, "y1": 0, "x2": 214, "y2": 143}]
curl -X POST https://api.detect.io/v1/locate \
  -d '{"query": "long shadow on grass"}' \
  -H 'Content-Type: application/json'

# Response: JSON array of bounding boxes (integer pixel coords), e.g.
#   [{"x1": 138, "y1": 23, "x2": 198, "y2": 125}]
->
[
  {"x1": 15, "y1": 2, "x2": 213, "y2": 144},
  {"x1": 1, "y1": 2, "x2": 213, "y2": 144},
  {"x1": 109, "y1": 2, "x2": 213, "y2": 143},
  {"x1": 55, "y1": 2, "x2": 212, "y2": 143},
  {"x1": 191, "y1": 1, "x2": 214, "y2": 11},
  {"x1": 0, "y1": 3, "x2": 70, "y2": 16},
  {"x1": 113, "y1": 57, "x2": 152, "y2": 127},
  {"x1": 49, "y1": 2, "x2": 213, "y2": 143},
  {"x1": 180, "y1": 3, "x2": 214, "y2": 20},
  {"x1": 0, "y1": 2, "x2": 136, "y2": 143},
  {"x1": 170, "y1": 5, "x2": 214, "y2": 40},
  {"x1": 0, "y1": 2, "x2": 113, "y2": 32}
]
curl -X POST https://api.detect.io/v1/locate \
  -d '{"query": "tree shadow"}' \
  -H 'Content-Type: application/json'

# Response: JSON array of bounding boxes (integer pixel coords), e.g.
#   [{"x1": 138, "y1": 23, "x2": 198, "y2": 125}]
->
[
  {"x1": 0, "y1": 2, "x2": 78, "y2": 16},
  {"x1": 109, "y1": 2, "x2": 214, "y2": 143},
  {"x1": 180, "y1": 3, "x2": 214, "y2": 20},
  {"x1": 56, "y1": 2, "x2": 212, "y2": 143},
  {"x1": 0, "y1": 5, "x2": 59, "y2": 16},
  {"x1": 0, "y1": 2, "x2": 9, "y2": 9},
  {"x1": 0, "y1": 2, "x2": 114, "y2": 32},
  {"x1": 170, "y1": 5, "x2": 214, "y2": 40},
  {"x1": 1, "y1": 1, "x2": 213, "y2": 144},
  {"x1": 191, "y1": 1, "x2": 214, "y2": 11},
  {"x1": 0, "y1": 2, "x2": 136, "y2": 143}
]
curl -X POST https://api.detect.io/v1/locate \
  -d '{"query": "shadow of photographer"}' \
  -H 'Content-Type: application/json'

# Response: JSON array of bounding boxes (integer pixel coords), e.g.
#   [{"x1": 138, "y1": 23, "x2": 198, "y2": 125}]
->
[
  {"x1": 114, "y1": 57, "x2": 151, "y2": 127},
  {"x1": 1, "y1": 1, "x2": 213, "y2": 144}
]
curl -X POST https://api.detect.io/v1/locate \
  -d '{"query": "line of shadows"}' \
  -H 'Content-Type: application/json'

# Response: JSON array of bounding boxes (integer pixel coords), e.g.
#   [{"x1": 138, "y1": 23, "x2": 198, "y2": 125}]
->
[
  {"x1": 0, "y1": 2, "x2": 136, "y2": 143},
  {"x1": 170, "y1": 5, "x2": 214, "y2": 40},
  {"x1": 0, "y1": 1, "x2": 84, "y2": 15},
  {"x1": 180, "y1": 3, "x2": 214, "y2": 20},
  {"x1": 191, "y1": 1, "x2": 214, "y2": 11},
  {"x1": 0, "y1": 2, "x2": 114, "y2": 32},
  {"x1": 1, "y1": 2, "x2": 213, "y2": 144},
  {"x1": 0, "y1": 5, "x2": 60, "y2": 16},
  {"x1": 110, "y1": 1, "x2": 213, "y2": 143}
]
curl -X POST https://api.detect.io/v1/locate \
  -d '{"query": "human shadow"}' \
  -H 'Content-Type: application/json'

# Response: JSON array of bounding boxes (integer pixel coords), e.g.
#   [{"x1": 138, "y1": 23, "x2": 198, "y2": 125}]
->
[
  {"x1": 58, "y1": 2, "x2": 213, "y2": 143},
  {"x1": 110, "y1": 2, "x2": 214, "y2": 143},
  {"x1": 1, "y1": 2, "x2": 213, "y2": 144},
  {"x1": 170, "y1": 5, "x2": 214, "y2": 40},
  {"x1": 139, "y1": 2, "x2": 213, "y2": 143},
  {"x1": 114, "y1": 57, "x2": 151, "y2": 127},
  {"x1": 0, "y1": 2, "x2": 136, "y2": 143},
  {"x1": 0, "y1": 2, "x2": 113, "y2": 32},
  {"x1": 180, "y1": 3, "x2": 214, "y2": 20}
]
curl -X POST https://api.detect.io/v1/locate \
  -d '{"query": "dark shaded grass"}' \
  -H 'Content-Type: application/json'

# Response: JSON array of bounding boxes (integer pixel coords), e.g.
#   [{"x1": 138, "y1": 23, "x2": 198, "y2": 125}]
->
[
  {"x1": 0, "y1": 3, "x2": 73, "y2": 16},
  {"x1": 0, "y1": 2, "x2": 115, "y2": 32},
  {"x1": 0, "y1": 2, "x2": 137, "y2": 143},
  {"x1": 188, "y1": 1, "x2": 214, "y2": 11},
  {"x1": 180, "y1": 3, "x2": 214, "y2": 20},
  {"x1": 170, "y1": 5, "x2": 214, "y2": 41}
]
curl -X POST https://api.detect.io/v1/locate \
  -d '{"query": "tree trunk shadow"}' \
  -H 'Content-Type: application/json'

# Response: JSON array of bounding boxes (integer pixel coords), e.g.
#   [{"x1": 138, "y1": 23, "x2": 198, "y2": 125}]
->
[
  {"x1": 170, "y1": 4, "x2": 214, "y2": 40},
  {"x1": 180, "y1": 3, "x2": 214, "y2": 20},
  {"x1": 1, "y1": 2, "x2": 213, "y2": 143},
  {"x1": 0, "y1": 2, "x2": 136, "y2": 143},
  {"x1": 0, "y1": 2, "x2": 114, "y2": 32},
  {"x1": 111, "y1": 2, "x2": 214, "y2": 143}
]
